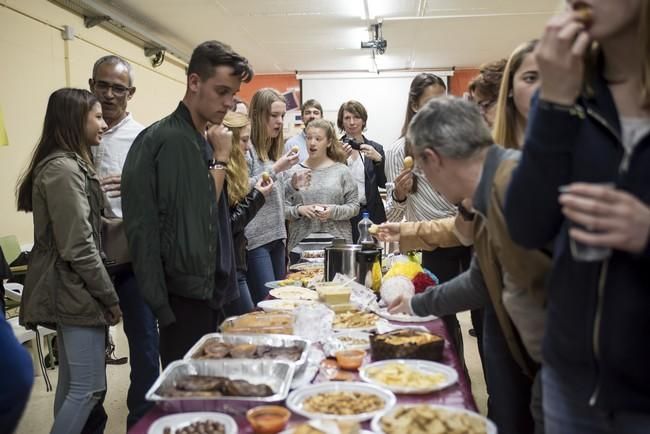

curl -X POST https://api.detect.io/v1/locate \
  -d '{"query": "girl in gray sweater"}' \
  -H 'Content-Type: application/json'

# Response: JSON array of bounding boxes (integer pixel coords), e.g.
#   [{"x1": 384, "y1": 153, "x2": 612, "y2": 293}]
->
[{"x1": 285, "y1": 119, "x2": 359, "y2": 251}]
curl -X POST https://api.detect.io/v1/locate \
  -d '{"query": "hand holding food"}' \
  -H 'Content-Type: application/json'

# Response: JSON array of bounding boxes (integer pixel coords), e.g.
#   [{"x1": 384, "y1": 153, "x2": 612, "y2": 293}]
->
[
  {"x1": 273, "y1": 149, "x2": 300, "y2": 173},
  {"x1": 375, "y1": 222, "x2": 401, "y2": 242},
  {"x1": 314, "y1": 205, "x2": 332, "y2": 221},
  {"x1": 573, "y1": 3, "x2": 593, "y2": 28},
  {"x1": 255, "y1": 175, "x2": 274, "y2": 197},
  {"x1": 207, "y1": 124, "x2": 233, "y2": 162},
  {"x1": 536, "y1": 5, "x2": 592, "y2": 105},
  {"x1": 392, "y1": 169, "x2": 414, "y2": 201},
  {"x1": 387, "y1": 295, "x2": 412, "y2": 315}
]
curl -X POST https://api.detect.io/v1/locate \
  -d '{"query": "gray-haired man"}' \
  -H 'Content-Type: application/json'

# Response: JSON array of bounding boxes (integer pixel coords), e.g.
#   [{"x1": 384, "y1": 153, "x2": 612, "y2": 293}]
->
[
  {"x1": 87, "y1": 55, "x2": 159, "y2": 432},
  {"x1": 389, "y1": 97, "x2": 548, "y2": 434}
]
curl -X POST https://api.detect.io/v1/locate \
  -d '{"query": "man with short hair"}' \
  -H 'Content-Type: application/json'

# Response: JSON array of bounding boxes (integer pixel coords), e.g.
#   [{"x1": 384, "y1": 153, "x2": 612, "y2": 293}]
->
[
  {"x1": 284, "y1": 99, "x2": 323, "y2": 162},
  {"x1": 387, "y1": 96, "x2": 548, "y2": 434},
  {"x1": 122, "y1": 41, "x2": 253, "y2": 368},
  {"x1": 87, "y1": 55, "x2": 159, "y2": 431}
]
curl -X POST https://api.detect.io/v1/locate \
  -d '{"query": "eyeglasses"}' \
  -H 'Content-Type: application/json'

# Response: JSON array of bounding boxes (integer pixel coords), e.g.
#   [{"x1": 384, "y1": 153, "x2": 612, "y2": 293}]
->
[
  {"x1": 92, "y1": 80, "x2": 132, "y2": 97},
  {"x1": 477, "y1": 99, "x2": 496, "y2": 113}
]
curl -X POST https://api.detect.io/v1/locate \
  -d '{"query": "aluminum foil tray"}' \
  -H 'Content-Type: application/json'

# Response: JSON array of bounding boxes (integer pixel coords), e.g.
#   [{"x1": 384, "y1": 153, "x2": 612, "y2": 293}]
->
[
  {"x1": 146, "y1": 359, "x2": 295, "y2": 416},
  {"x1": 183, "y1": 333, "x2": 311, "y2": 372}
]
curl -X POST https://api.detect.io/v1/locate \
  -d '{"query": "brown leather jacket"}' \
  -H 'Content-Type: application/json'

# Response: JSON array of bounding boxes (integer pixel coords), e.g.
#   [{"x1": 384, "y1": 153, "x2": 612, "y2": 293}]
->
[
  {"x1": 410, "y1": 146, "x2": 549, "y2": 377},
  {"x1": 20, "y1": 152, "x2": 118, "y2": 330}
]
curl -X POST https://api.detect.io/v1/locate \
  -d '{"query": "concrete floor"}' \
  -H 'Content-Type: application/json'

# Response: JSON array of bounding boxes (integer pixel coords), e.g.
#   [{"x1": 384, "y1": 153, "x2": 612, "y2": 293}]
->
[{"x1": 14, "y1": 311, "x2": 488, "y2": 434}]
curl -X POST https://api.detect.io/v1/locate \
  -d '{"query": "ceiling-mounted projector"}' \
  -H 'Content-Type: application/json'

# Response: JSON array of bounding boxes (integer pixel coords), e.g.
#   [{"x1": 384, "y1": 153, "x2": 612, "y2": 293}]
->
[{"x1": 361, "y1": 21, "x2": 387, "y2": 55}]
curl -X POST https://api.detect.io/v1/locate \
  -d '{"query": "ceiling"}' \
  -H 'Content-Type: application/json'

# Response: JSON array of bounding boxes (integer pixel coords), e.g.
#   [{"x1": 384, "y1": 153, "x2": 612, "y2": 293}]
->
[{"x1": 81, "y1": 0, "x2": 563, "y2": 73}]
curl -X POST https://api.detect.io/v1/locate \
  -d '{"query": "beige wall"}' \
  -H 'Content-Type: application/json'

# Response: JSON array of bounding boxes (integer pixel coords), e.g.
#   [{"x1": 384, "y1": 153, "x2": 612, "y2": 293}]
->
[{"x1": 0, "y1": 0, "x2": 187, "y2": 245}]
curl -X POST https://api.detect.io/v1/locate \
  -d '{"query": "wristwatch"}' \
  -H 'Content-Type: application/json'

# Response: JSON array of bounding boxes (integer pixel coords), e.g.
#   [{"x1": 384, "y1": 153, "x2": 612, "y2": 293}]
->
[
  {"x1": 208, "y1": 159, "x2": 228, "y2": 170},
  {"x1": 458, "y1": 203, "x2": 475, "y2": 221},
  {"x1": 391, "y1": 191, "x2": 407, "y2": 204}
]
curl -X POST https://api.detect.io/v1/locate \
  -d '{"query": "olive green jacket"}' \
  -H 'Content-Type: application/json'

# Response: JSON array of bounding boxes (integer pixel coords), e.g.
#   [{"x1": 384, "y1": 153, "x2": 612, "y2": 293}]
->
[{"x1": 20, "y1": 152, "x2": 118, "y2": 330}]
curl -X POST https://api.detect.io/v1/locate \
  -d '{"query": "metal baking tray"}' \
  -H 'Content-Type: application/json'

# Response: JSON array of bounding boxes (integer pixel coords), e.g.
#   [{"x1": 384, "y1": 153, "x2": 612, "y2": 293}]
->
[
  {"x1": 145, "y1": 359, "x2": 295, "y2": 416},
  {"x1": 183, "y1": 333, "x2": 311, "y2": 372}
]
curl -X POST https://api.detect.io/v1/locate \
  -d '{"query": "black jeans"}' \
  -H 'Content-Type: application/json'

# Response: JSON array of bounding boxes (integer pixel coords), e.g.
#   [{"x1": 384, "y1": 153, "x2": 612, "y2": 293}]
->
[
  {"x1": 159, "y1": 294, "x2": 221, "y2": 369},
  {"x1": 483, "y1": 304, "x2": 535, "y2": 434}
]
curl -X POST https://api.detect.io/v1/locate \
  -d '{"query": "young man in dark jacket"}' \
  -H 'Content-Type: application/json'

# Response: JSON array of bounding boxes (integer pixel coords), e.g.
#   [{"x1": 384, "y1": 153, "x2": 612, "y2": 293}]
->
[{"x1": 122, "y1": 41, "x2": 253, "y2": 367}]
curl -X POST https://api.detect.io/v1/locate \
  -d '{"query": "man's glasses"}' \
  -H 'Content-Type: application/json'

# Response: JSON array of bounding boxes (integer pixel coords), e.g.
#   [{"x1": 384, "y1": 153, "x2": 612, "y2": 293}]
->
[
  {"x1": 93, "y1": 80, "x2": 132, "y2": 97},
  {"x1": 477, "y1": 99, "x2": 496, "y2": 113}
]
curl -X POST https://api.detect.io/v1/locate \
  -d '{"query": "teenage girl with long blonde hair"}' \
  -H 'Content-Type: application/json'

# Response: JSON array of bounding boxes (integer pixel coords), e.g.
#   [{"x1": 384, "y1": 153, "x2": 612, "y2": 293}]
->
[{"x1": 222, "y1": 111, "x2": 273, "y2": 315}]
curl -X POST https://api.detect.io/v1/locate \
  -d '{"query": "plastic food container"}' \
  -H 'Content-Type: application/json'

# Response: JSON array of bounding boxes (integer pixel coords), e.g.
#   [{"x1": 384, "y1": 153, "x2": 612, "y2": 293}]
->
[
  {"x1": 247, "y1": 405, "x2": 291, "y2": 434},
  {"x1": 335, "y1": 349, "x2": 366, "y2": 370}
]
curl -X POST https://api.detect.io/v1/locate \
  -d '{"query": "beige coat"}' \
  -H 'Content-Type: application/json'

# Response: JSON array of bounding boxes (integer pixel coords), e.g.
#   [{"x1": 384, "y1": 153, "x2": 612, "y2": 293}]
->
[
  {"x1": 407, "y1": 150, "x2": 549, "y2": 377},
  {"x1": 19, "y1": 152, "x2": 118, "y2": 330}
]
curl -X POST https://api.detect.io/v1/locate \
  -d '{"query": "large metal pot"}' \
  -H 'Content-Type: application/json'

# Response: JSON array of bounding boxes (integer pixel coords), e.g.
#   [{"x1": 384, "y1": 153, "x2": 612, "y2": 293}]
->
[
  {"x1": 324, "y1": 239, "x2": 361, "y2": 281},
  {"x1": 324, "y1": 239, "x2": 382, "y2": 289}
]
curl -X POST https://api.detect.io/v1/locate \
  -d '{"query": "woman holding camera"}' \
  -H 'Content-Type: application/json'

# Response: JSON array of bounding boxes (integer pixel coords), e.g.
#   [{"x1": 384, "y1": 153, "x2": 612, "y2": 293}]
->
[{"x1": 337, "y1": 100, "x2": 386, "y2": 241}]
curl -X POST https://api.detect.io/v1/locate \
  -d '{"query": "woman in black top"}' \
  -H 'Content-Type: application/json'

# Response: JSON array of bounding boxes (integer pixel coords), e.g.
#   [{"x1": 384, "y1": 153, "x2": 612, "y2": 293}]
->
[{"x1": 337, "y1": 100, "x2": 386, "y2": 241}]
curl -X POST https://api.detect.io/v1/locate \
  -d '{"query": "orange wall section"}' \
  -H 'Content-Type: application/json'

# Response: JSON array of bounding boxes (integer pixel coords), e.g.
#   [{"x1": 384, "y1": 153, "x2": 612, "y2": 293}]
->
[
  {"x1": 237, "y1": 70, "x2": 478, "y2": 103},
  {"x1": 449, "y1": 68, "x2": 480, "y2": 97},
  {"x1": 239, "y1": 73, "x2": 300, "y2": 103}
]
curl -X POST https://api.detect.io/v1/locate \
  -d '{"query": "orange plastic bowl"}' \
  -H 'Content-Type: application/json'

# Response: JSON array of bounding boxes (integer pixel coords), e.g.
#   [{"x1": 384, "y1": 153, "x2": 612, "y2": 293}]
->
[
  {"x1": 335, "y1": 349, "x2": 366, "y2": 370},
  {"x1": 246, "y1": 405, "x2": 291, "y2": 434}
]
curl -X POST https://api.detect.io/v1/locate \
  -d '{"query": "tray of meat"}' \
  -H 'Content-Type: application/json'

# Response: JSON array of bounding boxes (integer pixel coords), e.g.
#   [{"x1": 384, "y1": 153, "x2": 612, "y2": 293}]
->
[
  {"x1": 183, "y1": 333, "x2": 310, "y2": 372},
  {"x1": 146, "y1": 359, "x2": 295, "y2": 416}
]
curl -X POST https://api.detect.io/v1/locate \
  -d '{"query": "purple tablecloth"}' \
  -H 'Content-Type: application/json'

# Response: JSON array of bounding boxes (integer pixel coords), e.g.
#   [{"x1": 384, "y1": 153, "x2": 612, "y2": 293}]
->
[{"x1": 129, "y1": 317, "x2": 477, "y2": 433}]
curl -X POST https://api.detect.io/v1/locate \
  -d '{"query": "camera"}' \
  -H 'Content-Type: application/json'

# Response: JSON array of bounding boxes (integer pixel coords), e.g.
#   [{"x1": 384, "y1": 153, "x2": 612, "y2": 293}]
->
[{"x1": 345, "y1": 138, "x2": 361, "y2": 151}]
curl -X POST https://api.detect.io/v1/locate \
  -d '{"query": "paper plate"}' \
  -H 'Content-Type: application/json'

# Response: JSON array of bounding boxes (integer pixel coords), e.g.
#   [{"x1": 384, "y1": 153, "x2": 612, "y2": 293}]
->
[
  {"x1": 147, "y1": 412, "x2": 237, "y2": 434},
  {"x1": 371, "y1": 404, "x2": 496, "y2": 434},
  {"x1": 286, "y1": 381, "x2": 396, "y2": 422},
  {"x1": 359, "y1": 359, "x2": 458, "y2": 394}
]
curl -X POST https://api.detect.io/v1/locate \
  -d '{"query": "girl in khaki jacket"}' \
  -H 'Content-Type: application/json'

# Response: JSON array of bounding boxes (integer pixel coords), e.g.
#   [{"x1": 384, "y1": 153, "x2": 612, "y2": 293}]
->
[{"x1": 16, "y1": 88, "x2": 121, "y2": 434}]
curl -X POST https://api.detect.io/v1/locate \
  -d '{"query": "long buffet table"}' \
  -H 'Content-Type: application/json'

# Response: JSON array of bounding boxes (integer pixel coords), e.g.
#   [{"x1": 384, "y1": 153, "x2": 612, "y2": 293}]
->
[{"x1": 129, "y1": 316, "x2": 477, "y2": 433}]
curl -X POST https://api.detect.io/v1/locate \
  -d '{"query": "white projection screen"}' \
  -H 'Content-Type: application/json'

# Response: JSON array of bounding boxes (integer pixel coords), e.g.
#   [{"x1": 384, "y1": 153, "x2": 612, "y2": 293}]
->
[{"x1": 298, "y1": 71, "x2": 451, "y2": 151}]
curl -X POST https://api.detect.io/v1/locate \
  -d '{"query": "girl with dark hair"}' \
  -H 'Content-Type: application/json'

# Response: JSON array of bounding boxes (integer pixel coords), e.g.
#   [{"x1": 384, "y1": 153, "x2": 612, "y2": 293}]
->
[
  {"x1": 382, "y1": 73, "x2": 472, "y2": 372},
  {"x1": 16, "y1": 88, "x2": 121, "y2": 434}
]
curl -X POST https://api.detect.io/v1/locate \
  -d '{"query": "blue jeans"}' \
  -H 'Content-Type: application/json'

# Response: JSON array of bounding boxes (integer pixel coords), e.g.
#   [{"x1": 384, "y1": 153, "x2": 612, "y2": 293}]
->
[
  {"x1": 543, "y1": 365, "x2": 650, "y2": 434},
  {"x1": 52, "y1": 325, "x2": 106, "y2": 434},
  {"x1": 246, "y1": 239, "x2": 286, "y2": 304},
  {"x1": 116, "y1": 271, "x2": 159, "y2": 427},
  {"x1": 482, "y1": 304, "x2": 535, "y2": 434},
  {"x1": 223, "y1": 272, "x2": 255, "y2": 317},
  {"x1": 0, "y1": 317, "x2": 33, "y2": 433},
  {"x1": 84, "y1": 271, "x2": 159, "y2": 432}
]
